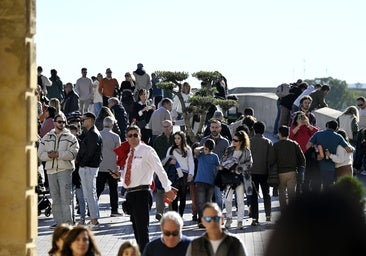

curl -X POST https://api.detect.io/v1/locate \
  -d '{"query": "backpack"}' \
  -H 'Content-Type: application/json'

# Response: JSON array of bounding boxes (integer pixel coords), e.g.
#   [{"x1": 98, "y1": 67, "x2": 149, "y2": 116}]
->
[{"x1": 275, "y1": 83, "x2": 291, "y2": 98}]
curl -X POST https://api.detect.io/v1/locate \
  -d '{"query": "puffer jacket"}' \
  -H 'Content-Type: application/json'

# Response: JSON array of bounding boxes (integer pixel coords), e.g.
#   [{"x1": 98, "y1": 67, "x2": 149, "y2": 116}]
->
[{"x1": 38, "y1": 128, "x2": 79, "y2": 173}]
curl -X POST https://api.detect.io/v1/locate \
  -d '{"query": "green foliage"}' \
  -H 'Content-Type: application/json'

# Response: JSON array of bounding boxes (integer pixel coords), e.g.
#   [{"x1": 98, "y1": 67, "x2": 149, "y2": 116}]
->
[
  {"x1": 333, "y1": 175, "x2": 366, "y2": 212},
  {"x1": 305, "y1": 77, "x2": 356, "y2": 111},
  {"x1": 155, "y1": 70, "x2": 237, "y2": 143},
  {"x1": 154, "y1": 71, "x2": 189, "y2": 83},
  {"x1": 192, "y1": 71, "x2": 221, "y2": 84}
]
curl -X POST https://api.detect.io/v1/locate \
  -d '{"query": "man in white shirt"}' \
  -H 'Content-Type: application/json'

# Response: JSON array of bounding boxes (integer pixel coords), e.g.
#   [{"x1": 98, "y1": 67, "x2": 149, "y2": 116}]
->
[{"x1": 123, "y1": 125, "x2": 176, "y2": 253}]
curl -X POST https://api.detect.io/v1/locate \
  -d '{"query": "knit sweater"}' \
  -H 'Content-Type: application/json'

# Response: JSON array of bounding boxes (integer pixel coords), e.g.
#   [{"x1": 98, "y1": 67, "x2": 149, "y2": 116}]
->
[
  {"x1": 98, "y1": 77, "x2": 119, "y2": 97},
  {"x1": 273, "y1": 139, "x2": 305, "y2": 173}
]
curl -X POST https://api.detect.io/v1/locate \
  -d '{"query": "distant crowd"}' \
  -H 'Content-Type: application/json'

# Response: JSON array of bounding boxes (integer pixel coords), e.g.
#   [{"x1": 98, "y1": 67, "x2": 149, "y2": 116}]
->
[{"x1": 36, "y1": 65, "x2": 366, "y2": 256}]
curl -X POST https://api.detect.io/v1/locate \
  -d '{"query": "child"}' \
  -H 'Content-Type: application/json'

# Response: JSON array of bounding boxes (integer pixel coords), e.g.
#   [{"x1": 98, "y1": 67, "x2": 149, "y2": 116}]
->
[
  {"x1": 48, "y1": 223, "x2": 72, "y2": 256},
  {"x1": 117, "y1": 241, "x2": 141, "y2": 256},
  {"x1": 193, "y1": 139, "x2": 220, "y2": 228}
]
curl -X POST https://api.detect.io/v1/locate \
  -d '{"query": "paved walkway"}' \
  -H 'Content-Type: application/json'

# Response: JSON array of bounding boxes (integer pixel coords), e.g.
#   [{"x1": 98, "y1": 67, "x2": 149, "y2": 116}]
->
[
  {"x1": 36, "y1": 178, "x2": 281, "y2": 256},
  {"x1": 35, "y1": 130, "x2": 366, "y2": 256}
]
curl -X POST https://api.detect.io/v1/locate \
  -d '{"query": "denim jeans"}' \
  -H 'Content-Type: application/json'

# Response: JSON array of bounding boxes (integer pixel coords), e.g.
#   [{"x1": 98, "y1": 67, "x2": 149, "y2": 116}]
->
[
  {"x1": 79, "y1": 167, "x2": 100, "y2": 219},
  {"x1": 273, "y1": 98, "x2": 281, "y2": 134},
  {"x1": 74, "y1": 186, "x2": 86, "y2": 220},
  {"x1": 47, "y1": 169, "x2": 73, "y2": 224},
  {"x1": 195, "y1": 182, "x2": 215, "y2": 220},
  {"x1": 94, "y1": 102, "x2": 103, "y2": 117},
  {"x1": 214, "y1": 186, "x2": 223, "y2": 209}
]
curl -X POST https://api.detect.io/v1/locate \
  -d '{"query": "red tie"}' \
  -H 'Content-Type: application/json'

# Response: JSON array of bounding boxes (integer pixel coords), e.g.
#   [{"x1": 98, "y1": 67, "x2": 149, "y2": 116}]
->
[{"x1": 125, "y1": 148, "x2": 135, "y2": 186}]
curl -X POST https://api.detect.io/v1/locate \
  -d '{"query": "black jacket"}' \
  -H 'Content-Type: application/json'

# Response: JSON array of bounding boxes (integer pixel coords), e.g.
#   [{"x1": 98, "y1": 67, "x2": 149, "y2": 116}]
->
[
  {"x1": 110, "y1": 104, "x2": 128, "y2": 141},
  {"x1": 76, "y1": 126, "x2": 102, "y2": 167},
  {"x1": 62, "y1": 90, "x2": 80, "y2": 115}
]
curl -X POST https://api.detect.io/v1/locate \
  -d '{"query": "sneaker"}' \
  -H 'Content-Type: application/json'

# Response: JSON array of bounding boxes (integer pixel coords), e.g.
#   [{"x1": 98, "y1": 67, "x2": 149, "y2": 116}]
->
[
  {"x1": 360, "y1": 171, "x2": 366, "y2": 176},
  {"x1": 110, "y1": 212, "x2": 123, "y2": 217},
  {"x1": 225, "y1": 218, "x2": 232, "y2": 228},
  {"x1": 237, "y1": 221, "x2": 243, "y2": 229},
  {"x1": 155, "y1": 213, "x2": 162, "y2": 221},
  {"x1": 49, "y1": 223, "x2": 57, "y2": 229},
  {"x1": 87, "y1": 221, "x2": 100, "y2": 231},
  {"x1": 251, "y1": 220, "x2": 259, "y2": 226},
  {"x1": 266, "y1": 216, "x2": 271, "y2": 222},
  {"x1": 77, "y1": 218, "x2": 85, "y2": 226}
]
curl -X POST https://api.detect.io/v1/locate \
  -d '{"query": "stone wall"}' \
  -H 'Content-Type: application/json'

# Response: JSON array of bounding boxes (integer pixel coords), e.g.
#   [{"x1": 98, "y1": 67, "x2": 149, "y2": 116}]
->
[{"x1": 0, "y1": 0, "x2": 38, "y2": 255}]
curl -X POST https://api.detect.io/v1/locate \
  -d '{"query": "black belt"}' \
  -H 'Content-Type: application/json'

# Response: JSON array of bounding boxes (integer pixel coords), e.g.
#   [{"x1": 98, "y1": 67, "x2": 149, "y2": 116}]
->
[{"x1": 126, "y1": 185, "x2": 149, "y2": 193}]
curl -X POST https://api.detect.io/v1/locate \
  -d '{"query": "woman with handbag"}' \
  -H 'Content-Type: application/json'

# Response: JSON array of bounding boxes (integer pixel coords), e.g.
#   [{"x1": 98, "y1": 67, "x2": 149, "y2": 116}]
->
[
  {"x1": 165, "y1": 131, "x2": 195, "y2": 216},
  {"x1": 221, "y1": 130, "x2": 253, "y2": 229}
]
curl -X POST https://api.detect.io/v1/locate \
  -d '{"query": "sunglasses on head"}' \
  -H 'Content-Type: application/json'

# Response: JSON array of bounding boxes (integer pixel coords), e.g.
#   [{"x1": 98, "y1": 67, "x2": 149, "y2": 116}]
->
[
  {"x1": 203, "y1": 215, "x2": 221, "y2": 223},
  {"x1": 127, "y1": 133, "x2": 139, "y2": 138},
  {"x1": 163, "y1": 230, "x2": 179, "y2": 237}
]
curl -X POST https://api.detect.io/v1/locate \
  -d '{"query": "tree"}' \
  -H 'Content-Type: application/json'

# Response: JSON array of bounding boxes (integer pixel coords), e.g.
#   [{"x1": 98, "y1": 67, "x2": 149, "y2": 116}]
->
[{"x1": 155, "y1": 71, "x2": 238, "y2": 143}]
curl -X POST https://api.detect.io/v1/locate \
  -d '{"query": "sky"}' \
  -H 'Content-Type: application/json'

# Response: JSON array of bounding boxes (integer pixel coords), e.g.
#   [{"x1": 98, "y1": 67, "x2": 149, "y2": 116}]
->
[{"x1": 36, "y1": 0, "x2": 366, "y2": 88}]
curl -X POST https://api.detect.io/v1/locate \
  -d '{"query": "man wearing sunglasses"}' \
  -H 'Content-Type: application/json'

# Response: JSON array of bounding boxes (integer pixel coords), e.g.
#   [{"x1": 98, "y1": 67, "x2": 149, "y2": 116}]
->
[
  {"x1": 186, "y1": 202, "x2": 248, "y2": 256},
  {"x1": 142, "y1": 211, "x2": 191, "y2": 256},
  {"x1": 123, "y1": 125, "x2": 177, "y2": 254},
  {"x1": 38, "y1": 114, "x2": 79, "y2": 228},
  {"x1": 76, "y1": 112, "x2": 103, "y2": 230}
]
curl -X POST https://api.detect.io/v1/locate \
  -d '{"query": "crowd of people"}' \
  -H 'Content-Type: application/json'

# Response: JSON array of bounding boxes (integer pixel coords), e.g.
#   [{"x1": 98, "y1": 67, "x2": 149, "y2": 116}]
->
[{"x1": 36, "y1": 65, "x2": 366, "y2": 255}]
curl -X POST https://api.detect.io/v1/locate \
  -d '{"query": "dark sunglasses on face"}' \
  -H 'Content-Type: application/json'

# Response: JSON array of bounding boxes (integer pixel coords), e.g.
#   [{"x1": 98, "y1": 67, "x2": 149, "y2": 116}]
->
[
  {"x1": 163, "y1": 230, "x2": 179, "y2": 237},
  {"x1": 55, "y1": 120, "x2": 66, "y2": 124},
  {"x1": 203, "y1": 215, "x2": 221, "y2": 223},
  {"x1": 232, "y1": 139, "x2": 240, "y2": 142},
  {"x1": 127, "y1": 133, "x2": 139, "y2": 138}
]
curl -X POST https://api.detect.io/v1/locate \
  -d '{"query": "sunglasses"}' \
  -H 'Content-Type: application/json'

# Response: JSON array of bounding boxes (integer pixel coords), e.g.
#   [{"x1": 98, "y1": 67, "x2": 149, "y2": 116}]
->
[
  {"x1": 163, "y1": 230, "x2": 179, "y2": 237},
  {"x1": 55, "y1": 120, "x2": 66, "y2": 124},
  {"x1": 232, "y1": 139, "x2": 240, "y2": 142},
  {"x1": 81, "y1": 117, "x2": 91, "y2": 122},
  {"x1": 203, "y1": 215, "x2": 221, "y2": 223},
  {"x1": 127, "y1": 133, "x2": 139, "y2": 138},
  {"x1": 358, "y1": 104, "x2": 363, "y2": 107}
]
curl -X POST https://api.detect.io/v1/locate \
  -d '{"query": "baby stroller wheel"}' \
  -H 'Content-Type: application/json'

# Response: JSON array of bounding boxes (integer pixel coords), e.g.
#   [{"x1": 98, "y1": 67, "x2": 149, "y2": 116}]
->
[{"x1": 45, "y1": 207, "x2": 52, "y2": 217}]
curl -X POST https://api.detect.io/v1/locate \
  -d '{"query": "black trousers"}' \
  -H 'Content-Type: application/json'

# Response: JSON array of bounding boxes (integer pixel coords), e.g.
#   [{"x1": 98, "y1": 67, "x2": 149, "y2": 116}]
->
[
  {"x1": 126, "y1": 189, "x2": 152, "y2": 253},
  {"x1": 251, "y1": 173, "x2": 271, "y2": 220},
  {"x1": 102, "y1": 95, "x2": 109, "y2": 107},
  {"x1": 96, "y1": 172, "x2": 119, "y2": 212},
  {"x1": 171, "y1": 173, "x2": 188, "y2": 216}
]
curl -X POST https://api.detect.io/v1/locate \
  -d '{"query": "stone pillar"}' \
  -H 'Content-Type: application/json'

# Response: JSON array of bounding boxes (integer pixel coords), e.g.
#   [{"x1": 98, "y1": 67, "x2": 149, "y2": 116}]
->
[{"x1": 0, "y1": 0, "x2": 38, "y2": 255}]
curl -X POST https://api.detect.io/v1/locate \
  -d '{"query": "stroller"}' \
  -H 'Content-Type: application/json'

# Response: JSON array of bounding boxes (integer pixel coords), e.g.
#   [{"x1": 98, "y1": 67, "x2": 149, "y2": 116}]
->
[{"x1": 36, "y1": 172, "x2": 52, "y2": 217}]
